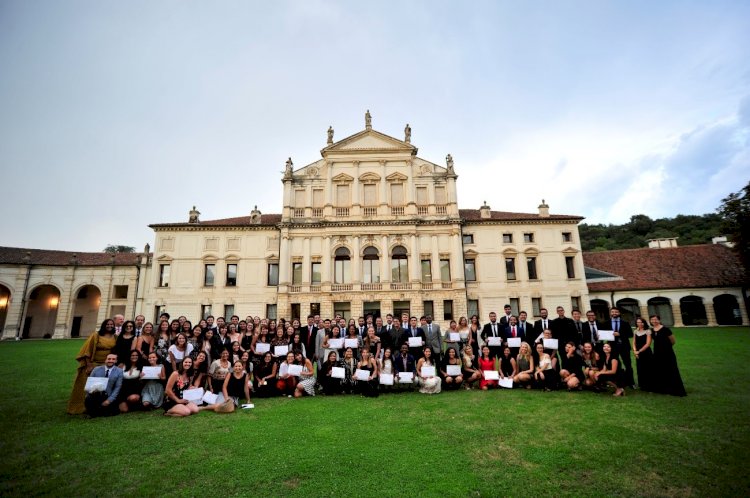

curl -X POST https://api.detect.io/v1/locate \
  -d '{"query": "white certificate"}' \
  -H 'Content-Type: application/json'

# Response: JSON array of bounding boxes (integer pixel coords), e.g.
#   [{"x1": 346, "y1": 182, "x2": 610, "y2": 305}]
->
[
  {"x1": 331, "y1": 366, "x2": 345, "y2": 379},
  {"x1": 328, "y1": 338, "x2": 344, "y2": 349},
  {"x1": 597, "y1": 330, "x2": 615, "y2": 341},
  {"x1": 255, "y1": 342, "x2": 270, "y2": 354},
  {"x1": 487, "y1": 337, "x2": 503, "y2": 346},
  {"x1": 483, "y1": 370, "x2": 500, "y2": 380},
  {"x1": 398, "y1": 372, "x2": 414, "y2": 383},
  {"x1": 507, "y1": 337, "x2": 522, "y2": 348},
  {"x1": 141, "y1": 366, "x2": 162, "y2": 380},
  {"x1": 446, "y1": 365, "x2": 462, "y2": 376},
  {"x1": 543, "y1": 338, "x2": 559, "y2": 350},
  {"x1": 355, "y1": 369, "x2": 371, "y2": 381},
  {"x1": 498, "y1": 377, "x2": 514, "y2": 389},
  {"x1": 274, "y1": 345, "x2": 289, "y2": 356},
  {"x1": 202, "y1": 391, "x2": 219, "y2": 405},
  {"x1": 182, "y1": 387, "x2": 204, "y2": 402},
  {"x1": 345, "y1": 338, "x2": 359, "y2": 349},
  {"x1": 84, "y1": 377, "x2": 107, "y2": 393},
  {"x1": 449, "y1": 332, "x2": 461, "y2": 342},
  {"x1": 288, "y1": 364, "x2": 303, "y2": 376},
  {"x1": 408, "y1": 337, "x2": 423, "y2": 347},
  {"x1": 379, "y1": 373, "x2": 394, "y2": 385},
  {"x1": 421, "y1": 366, "x2": 436, "y2": 377}
]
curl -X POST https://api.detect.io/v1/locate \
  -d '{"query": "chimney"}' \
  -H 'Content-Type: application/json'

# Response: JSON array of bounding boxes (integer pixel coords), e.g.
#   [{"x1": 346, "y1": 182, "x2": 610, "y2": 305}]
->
[
  {"x1": 538, "y1": 199, "x2": 550, "y2": 218},
  {"x1": 648, "y1": 238, "x2": 678, "y2": 249},
  {"x1": 480, "y1": 201, "x2": 491, "y2": 219}
]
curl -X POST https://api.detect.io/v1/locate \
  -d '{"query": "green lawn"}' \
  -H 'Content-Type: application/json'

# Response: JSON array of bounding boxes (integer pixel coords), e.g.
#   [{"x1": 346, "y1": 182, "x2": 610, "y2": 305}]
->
[{"x1": 1, "y1": 327, "x2": 748, "y2": 497}]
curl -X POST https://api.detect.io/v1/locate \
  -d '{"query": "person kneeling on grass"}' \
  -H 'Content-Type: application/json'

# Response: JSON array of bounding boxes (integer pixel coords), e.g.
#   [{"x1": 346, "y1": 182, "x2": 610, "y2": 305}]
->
[
  {"x1": 559, "y1": 342, "x2": 584, "y2": 391},
  {"x1": 440, "y1": 346, "x2": 464, "y2": 390},
  {"x1": 581, "y1": 342, "x2": 600, "y2": 389},
  {"x1": 85, "y1": 353, "x2": 123, "y2": 418},
  {"x1": 594, "y1": 343, "x2": 625, "y2": 397},
  {"x1": 513, "y1": 342, "x2": 535, "y2": 389},
  {"x1": 461, "y1": 345, "x2": 482, "y2": 390},
  {"x1": 276, "y1": 352, "x2": 298, "y2": 397},
  {"x1": 534, "y1": 342, "x2": 558, "y2": 391},
  {"x1": 293, "y1": 351, "x2": 317, "y2": 398},
  {"x1": 417, "y1": 347, "x2": 441, "y2": 394},
  {"x1": 163, "y1": 357, "x2": 201, "y2": 417}
]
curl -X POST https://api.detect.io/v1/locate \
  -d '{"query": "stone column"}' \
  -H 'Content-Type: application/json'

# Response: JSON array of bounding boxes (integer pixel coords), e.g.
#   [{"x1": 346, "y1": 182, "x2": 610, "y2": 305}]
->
[
  {"x1": 322, "y1": 236, "x2": 332, "y2": 285},
  {"x1": 379, "y1": 161, "x2": 387, "y2": 214},
  {"x1": 279, "y1": 231, "x2": 290, "y2": 286},
  {"x1": 352, "y1": 235, "x2": 361, "y2": 284},
  {"x1": 430, "y1": 235, "x2": 439, "y2": 283},
  {"x1": 409, "y1": 234, "x2": 420, "y2": 282},
  {"x1": 302, "y1": 237, "x2": 311, "y2": 285},
  {"x1": 380, "y1": 235, "x2": 389, "y2": 283},
  {"x1": 451, "y1": 230, "x2": 464, "y2": 284},
  {"x1": 671, "y1": 303, "x2": 684, "y2": 327},
  {"x1": 325, "y1": 161, "x2": 333, "y2": 216}
]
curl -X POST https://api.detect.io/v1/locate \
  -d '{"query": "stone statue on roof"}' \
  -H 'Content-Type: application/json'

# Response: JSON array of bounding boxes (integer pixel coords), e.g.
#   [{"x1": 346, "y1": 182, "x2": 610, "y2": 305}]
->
[
  {"x1": 446, "y1": 154, "x2": 454, "y2": 174},
  {"x1": 188, "y1": 205, "x2": 200, "y2": 223},
  {"x1": 327, "y1": 126, "x2": 334, "y2": 145},
  {"x1": 404, "y1": 124, "x2": 411, "y2": 143},
  {"x1": 365, "y1": 110, "x2": 372, "y2": 130},
  {"x1": 283, "y1": 157, "x2": 293, "y2": 179}
]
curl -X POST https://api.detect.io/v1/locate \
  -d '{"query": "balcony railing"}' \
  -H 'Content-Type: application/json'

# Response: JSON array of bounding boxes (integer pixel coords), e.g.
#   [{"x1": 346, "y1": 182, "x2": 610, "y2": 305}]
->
[
  {"x1": 435, "y1": 205, "x2": 447, "y2": 214},
  {"x1": 311, "y1": 208, "x2": 323, "y2": 218},
  {"x1": 331, "y1": 284, "x2": 353, "y2": 292},
  {"x1": 310, "y1": 285, "x2": 321, "y2": 292},
  {"x1": 390, "y1": 282, "x2": 412, "y2": 290},
  {"x1": 421, "y1": 282, "x2": 433, "y2": 290},
  {"x1": 391, "y1": 206, "x2": 404, "y2": 216},
  {"x1": 361, "y1": 283, "x2": 382, "y2": 291},
  {"x1": 293, "y1": 208, "x2": 305, "y2": 218},
  {"x1": 417, "y1": 206, "x2": 429, "y2": 215},
  {"x1": 289, "y1": 285, "x2": 301, "y2": 293},
  {"x1": 363, "y1": 207, "x2": 377, "y2": 217},
  {"x1": 335, "y1": 207, "x2": 349, "y2": 217},
  {"x1": 441, "y1": 282, "x2": 453, "y2": 289}
]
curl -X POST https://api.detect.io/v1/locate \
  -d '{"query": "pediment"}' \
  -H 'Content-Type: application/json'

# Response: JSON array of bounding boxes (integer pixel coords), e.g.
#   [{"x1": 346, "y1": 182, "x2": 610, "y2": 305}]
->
[
  {"x1": 386, "y1": 172, "x2": 408, "y2": 182},
  {"x1": 359, "y1": 172, "x2": 381, "y2": 182},
  {"x1": 332, "y1": 173, "x2": 354, "y2": 183},
  {"x1": 322, "y1": 129, "x2": 417, "y2": 156}
]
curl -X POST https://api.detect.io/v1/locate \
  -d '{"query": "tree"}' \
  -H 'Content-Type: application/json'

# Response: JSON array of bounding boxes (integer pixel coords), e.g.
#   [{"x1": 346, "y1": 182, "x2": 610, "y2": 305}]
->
[
  {"x1": 718, "y1": 180, "x2": 750, "y2": 281},
  {"x1": 103, "y1": 245, "x2": 135, "y2": 254}
]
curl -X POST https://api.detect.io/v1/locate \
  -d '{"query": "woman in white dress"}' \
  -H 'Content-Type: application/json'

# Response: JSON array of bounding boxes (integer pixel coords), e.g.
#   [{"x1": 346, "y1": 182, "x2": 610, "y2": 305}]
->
[{"x1": 417, "y1": 347, "x2": 442, "y2": 394}]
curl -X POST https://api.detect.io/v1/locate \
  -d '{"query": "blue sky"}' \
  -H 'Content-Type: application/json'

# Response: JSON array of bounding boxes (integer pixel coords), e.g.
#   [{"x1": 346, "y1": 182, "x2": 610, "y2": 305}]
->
[{"x1": 1, "y1": 0, "x2": 748, "y2": 251}]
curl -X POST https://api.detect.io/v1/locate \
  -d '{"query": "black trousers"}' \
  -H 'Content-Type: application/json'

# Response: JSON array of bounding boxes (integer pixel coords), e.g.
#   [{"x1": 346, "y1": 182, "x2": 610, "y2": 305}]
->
[
  {"x1": 613, "y1": 340, "x2": 635, "y2": 387},
  {"x1": 85, "y1": 392, "x2": 120, "y2": 417}
]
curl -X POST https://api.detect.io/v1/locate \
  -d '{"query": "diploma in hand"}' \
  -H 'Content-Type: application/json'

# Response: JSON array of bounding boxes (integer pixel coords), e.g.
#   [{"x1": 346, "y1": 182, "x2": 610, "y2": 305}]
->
[
  {"x1": 379, "y1": 373, "x2": 394, "y2": 385},
  {"x1": 288, "y1": 364, "x2": 303, "y2": 376},
  {"x1": 487, "y1": 337, "x2": 503, "y2": 346},
  {"x1": 84, "y1": 377, "x2": 107, "y2": 393},
  {"x1": 597, "y1": 330, "x2": 615, "y2": 341},
  {"x1": 507, "y1": 337, "x2": 522, "y2": 348},
  {"x1": 182, "y1": 387, "x2": 204, "y2": 403},
  {"x1": 274, "y1": 345, "x2": 289, "y2": 356},
  {"x1": 498, "y1": 377, "x2": 514, "y2": 389},
  {"x1": 141, "y1": 366, "x2": 161, "y2": 380},
  {"x1": 421, "y1": 366, "x2": 436, "y2": 377},
  {"x1": 449, "y1": 332, "x2": 460, "y2": 342},
  {"x1": 354, "y1": 369, "x2": 370, "y2": 381},
  {"x1": 344, "y1": 338, "x2": 359, "y2": 349},
  {"x1": 328, "y1": 338, "x2": 344, "y2": 349},
  {"x1": 483, "y1": 370, "x2": 500, "y2": 381},
  {"x1": 331, "y1": 367, "x2": 345, "y2": 379},
  {"x1": 446, "y1": 365, "x2": 461, "y2": 376},
  {"x1": 398, "y1": 372, "x2": 414, "y2": 383},
  {"x1": 255, "y1": 342, "x2": 270, "y2": 354},
  {"x1": 543, "y1": 338, "x2": 559, "y2": 350},
  {"x1": 408, "y1": 337, "x2": 423, "y2": 347}
]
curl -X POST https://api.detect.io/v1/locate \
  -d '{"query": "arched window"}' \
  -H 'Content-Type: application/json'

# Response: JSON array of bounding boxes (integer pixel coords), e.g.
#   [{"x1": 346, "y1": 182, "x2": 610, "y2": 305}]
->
[
  {"x1": 680, "y1": 296, "x2": 707, "y2": 326},
  {"x1": 391, "y1": 246, "x2": 408, "y2": 283},
  {"x1": 615, "y1": 298, "x2": 640, "y2": 323},
  {"x1": 362, "y1": 247, "x2": 380, "y2": 283},
  {"x1": 334, "y1": 247, "x2": 351, "y2": 284},
  {"x1": 647, "y1": 297, "x2": 674, "y2": 326},
  {"x1": 713, "y1": 294, "x2": 742, "y2": 325}
]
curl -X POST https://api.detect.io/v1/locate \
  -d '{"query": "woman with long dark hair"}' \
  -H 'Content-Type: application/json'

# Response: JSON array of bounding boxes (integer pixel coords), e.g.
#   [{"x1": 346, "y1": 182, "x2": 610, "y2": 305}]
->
[
  {"x1": 67, "y1": 318, "x2": 117, "y2": 414},
  {"x1": 650, "y1": 315, "x2": 686, "y2": 396},
  {"x1": 254, "y1": 352, "x2": 278, "y2": 398},
  {"x1": 118, "y1": 349, "x2": 143, "y2": 413},
  {"x1": 163, "y1": 357, "x2": 200, "y2": 417},
  {"x1": 594, "y1": 343, "x2": 625, "y2": 396},
  {"x1": 633, "y1": 316, "x2": 655, "y2": 392}
]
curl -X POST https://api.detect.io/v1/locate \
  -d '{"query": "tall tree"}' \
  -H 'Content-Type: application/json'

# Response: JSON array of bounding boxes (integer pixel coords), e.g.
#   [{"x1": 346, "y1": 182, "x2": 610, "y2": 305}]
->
[
  {"x1": 103, "y1": 245, "x2": 135, "y2": 254},
  {"x1": 718, "y1": 181, "x2": 750, "y2": 281}
]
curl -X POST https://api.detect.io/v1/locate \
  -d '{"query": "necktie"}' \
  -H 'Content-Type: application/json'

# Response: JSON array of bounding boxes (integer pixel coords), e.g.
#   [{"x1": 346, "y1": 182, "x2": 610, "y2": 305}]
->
[
  {"x1": 512, "y1": 326, "x2": 516, "y2": 338},
  {"x1": 105, "y1": 369, "x2": 110, "y2": 377},
  {"x1": 543, "y1": 320, "x2": 547, "y2": 329},
  {"x1": 577, "y1": 323, "x2": 581, "y2": 333},
  {"x1": 136, "y1": 329, "x2": 141, "y2": 337},
  {"x1": 428, "y1": 324, "x2": 432, "y2": 334},
  {"x1": 614, "y1": 321, "x2": 619, "y2": 332},
  {"x1": 492, "y1": 324, "x2": 496, "y2": 336}
]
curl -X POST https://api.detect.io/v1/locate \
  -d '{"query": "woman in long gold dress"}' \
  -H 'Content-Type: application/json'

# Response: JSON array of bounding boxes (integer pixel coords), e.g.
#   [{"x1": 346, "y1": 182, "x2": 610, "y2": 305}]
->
[{"x1": 66, "y1": 319, "x2": 116, "y2": 414}]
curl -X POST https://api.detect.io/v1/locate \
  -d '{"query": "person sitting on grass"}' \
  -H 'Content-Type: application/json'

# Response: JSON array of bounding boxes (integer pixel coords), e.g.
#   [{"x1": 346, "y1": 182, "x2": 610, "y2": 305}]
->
[
  {"x1": 253, "y1": 352, "x2": 278, "y2": 398},
  {"x1": 394, "y1": 343, "x2": 417, "y2": 391},
  {"x1": 513, "y1": 342, "x2": 534, "y2": 389},
  {"x1": 478, "y1": 345, "x2": 497, "y2": 390},
  {"x1": 559, "y1": 342, "x2": 584, "y2": 391},
  {"x1": 534, "y1": 342, "x2": 558, "y2": 391},
  {"x1": 319, "y1": 351, "x2": 343, "y2": 395},
  {"x1": 356, "y1": 349, "x2": 379, "y2": 397},
  {"x1": 117, "y1": 350, "x2": 143, "y2": 413},
  {"x1": 276, "y1": 351, "x2": 298, "y2": 397},
  {"x1": 163, "y1": 357, "x2": 201, "y2": 417},
  {"x1": 594, "y1": 342, "x2": 625, "y2": 397},
  {"x1": 461, "y1": 345, "x2": 482, "y2": 389},
  {"x1": 293, "y1": 351, "x2": 317, "y2": 398},
  {"x1": 498, "y1": 346, "x2": 517, "y2": 383},
  {"x1": 84, "y1": 353, "x2": 123, "y2": 418},
  {"x1": 417, "y1": 347, "x2": 442, "y2": 394},
  {"x1": 581, "y1": 342, "x2": 600, "y2": 389},
  {"x1": 140, "y1": 352, "x2": 165, "y2": 409},
  {"x1": 440, "y1": 346, "x2": 464, "y2": 390},
  {"x1": 222, "y1": 360, "x2": 251, "y2": 407}
]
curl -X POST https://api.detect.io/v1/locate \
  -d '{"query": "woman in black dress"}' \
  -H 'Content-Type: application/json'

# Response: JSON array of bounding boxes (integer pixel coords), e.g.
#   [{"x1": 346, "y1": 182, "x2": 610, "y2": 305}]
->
[
  {"x1": 319, "y1": 351, "x2": 343, "y2": 395},
  {"x1": 223, "y1": 360, "x2": 251, "y2": 406},
  {"x1": 595, "y1": 343, "x2": 625, "y2": 396},
  {"x1": 253, "y1": 352, "x2": 278, "y2": 398},
  {"x1": 559, "y1": 342, "x2": 584, "y2": 390},
  {"x1": 650, "y1": 315, "x2": 686, "y2": 397},
  {"x1": 632, "y1": 317, "x2": 655, "y2": 392}
]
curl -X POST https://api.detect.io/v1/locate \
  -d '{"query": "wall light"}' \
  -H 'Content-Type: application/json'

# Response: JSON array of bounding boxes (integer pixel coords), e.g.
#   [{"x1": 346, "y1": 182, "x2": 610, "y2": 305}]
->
[
  {"x1": 0, "y1": 296, "x2": 8, "y2": 310},
  {"x1": 49, "y1": 296, "x2": 59, "y2": 310}
]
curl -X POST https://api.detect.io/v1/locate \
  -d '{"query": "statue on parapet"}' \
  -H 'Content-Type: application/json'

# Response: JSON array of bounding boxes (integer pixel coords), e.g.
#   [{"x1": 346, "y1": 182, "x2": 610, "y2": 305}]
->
[
  {"x1": 284, "y1": 157, "x2": 294, "y2": 179},
  {"x1": 365, "y1": 110, "x2": 372, "y2": 129},
  {"x1": 446, "y1": 154, "x2": 455, "y2": 174},
  {"x1": 327, "y1": 126, "x2": 334, "y2": 145},
  {"x1": 404, "y1": 124, "x2": 411, "y2": 143}
]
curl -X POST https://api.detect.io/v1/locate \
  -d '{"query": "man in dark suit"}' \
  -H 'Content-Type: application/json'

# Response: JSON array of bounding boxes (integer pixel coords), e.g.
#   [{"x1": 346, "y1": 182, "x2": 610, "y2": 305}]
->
[
  {"x1": 571, "y1": 309, "x2": 585, "y2": 348},
  {"x1": 481, "y1": 311, "x2": 503, "y2": 359},
  {"x1": 550, "y1": 306, "x2": 576, "y2": 359},
  {"x1": 532, "y1": 308, "x2": 551, "y2": 344},
  {"x1": 503, "y1": 315, "x2": 524, "y2": 357},
  {"x1": 610, "y1": 307, "x2": 635, "y2": 388},
  {"x1": 84, "y1": 353, "x2": 123, "y2": 417},
  {"x1": 517, "y1": 311, "x2": 533, "y2": 343},
  {"x1": 394, "y1": 343, "x2": 417, "y2": 391},
  {"x1": 388, "y1": 316, "x2": 405, "y2": 353},
  {"x1": 406, "y1": 316, "x2": 427, "y2": 360},
  {"x1": 582, "y1": 310, "x2": 604, "y2": 354},
  {"x1": 300, "y1": 315, "x2": 318, "y2": 362},
  {"x1": 374, "y1": 316, "x2": 389, "y2": 350},
  {"x1": 499, "y1": 304, "x2": 513, "y2": 328}
]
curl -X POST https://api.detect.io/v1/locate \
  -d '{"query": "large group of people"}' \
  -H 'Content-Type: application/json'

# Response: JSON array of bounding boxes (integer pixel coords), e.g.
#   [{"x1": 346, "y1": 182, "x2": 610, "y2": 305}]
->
[{"x1": 67, "y1": 305, "x2": 687, "y2": 417}]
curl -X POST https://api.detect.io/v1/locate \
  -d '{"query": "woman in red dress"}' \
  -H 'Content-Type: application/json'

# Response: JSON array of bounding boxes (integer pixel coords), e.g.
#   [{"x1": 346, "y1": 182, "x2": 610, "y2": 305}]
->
[{"x1": 478, "y1": 345, "x2": 498, "y2": 390}]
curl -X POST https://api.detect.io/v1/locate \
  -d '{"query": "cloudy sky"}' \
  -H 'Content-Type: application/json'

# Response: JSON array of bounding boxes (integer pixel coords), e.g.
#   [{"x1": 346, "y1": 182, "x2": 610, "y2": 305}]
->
[{"x1": 1, "y1": 0, "x2": 748, "y2": 252}]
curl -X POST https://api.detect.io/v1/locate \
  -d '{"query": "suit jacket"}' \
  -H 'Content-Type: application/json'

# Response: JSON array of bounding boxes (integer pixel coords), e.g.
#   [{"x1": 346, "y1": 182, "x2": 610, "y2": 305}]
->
[
  {"x1": 89, "y1": 366, "x2": 124, "y2": 403},
  {"x1": 480, "y1": 322, "x2": 503, "y2": 343},
  {"x1": 609, "y1": 319, "x2": 633, "y2": 343},
  {"x1": 582, "y1": 321, "x2": 604, "y2": 345},
  {"x1": 516, "y1": 321, "x2": 533, "y2": 343},
  {"x1": 405, "y1": 327, "x2": 427, "y2": 356},
  {"x1": 389, "y1": 326, "x2": 406, "y2": 350},
  {"x1": 422, "y1": 323, "x2": 442, "y2": 353},
  {"x1": 300, "y1": 325, "x2": 318, "y2": 359},
  {"x1": 551, "y1": 317, "x2": 577, "y2": 344},
  {"x1": 503, "y1": 324, "x2": 526, "y2": 343},
  {"x1": 533, "y1": 318, "x2": 552, "y2": 337},
  {"x1": 375, "y1": 326, "x2": 390, "y2": 350},
  {"x1": 394, "y1": 353, "x2": 416, "y2": 374},
  {"x1": 499, "y1": 314, "x2": 513, "y2": 328}
]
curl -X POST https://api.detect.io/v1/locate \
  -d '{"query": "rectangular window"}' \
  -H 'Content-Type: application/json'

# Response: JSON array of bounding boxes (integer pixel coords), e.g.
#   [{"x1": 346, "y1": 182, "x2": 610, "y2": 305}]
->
[
  {"x1": 527, "y1": 257, "x2": 538, "y2": 280},
  {"x1": 292, "y1": 262, "x2": 303, "y2": 285},
  {"x1": 226, "y1": 264, "x2": 237, "y2": 286},
  {"x1": 416, "y1": 186, "x2": 428, "y2": 206},
  {"x1": 333, "y1": 302, "x2": 351, "y2": 320},
  {"x1": 524, "y1": 233, "x2": 535, "y2": 243},
  {"x1": 362, "y1": 258, "x2": 380, "y2": 283},
  {"x1": 571, "y1": 296, "x2": 581, "y2": 311},
  {"x1": 390, "y1": 183, "x2": 404, "y2": 206},
  {"x1": 462, "y1": 234, "x2": 474, "y2": 244},
  {"x1": 267, "y1": 263, "x2": 279, "y2": 286},
  {"x1": 311, "y1": 262, "x2": 322, "y2": 284},
  {"x1": 434, "y1": 186, "x2": 446, "y2": 205},
  {"x1": 313, "y1": 189, "x2": 324, "y2": 208},
  {"x1": 204, "y1": 264, "x2": 215, "y2": 287},
  {"x1": 562, "y1": 232, "x2": 572, "y2": 243},
  {"x1": 532, "y1": 298, "x2": 542, "y2": 317},
  {"x1": 443, "y1": 300, "x2": 453, "y2": 321},
  {"x1": 336, "y1": 184, "x2": 350, "y2": 206},
  {"x1": 423, "y1": 300, "x2": 434, "y2": 318},
  {"x1": 310, "y1": 302, "x2": 320, "y2": 316},
  {"x1": 334, "y1": 259, "x2": 350, "y2": 284},
  {"x1": 201, "y1": 305, "x2": 212, "y2": 320},
  {"x1": 224, "y1": 305, "x2": 234, "y2": 319},
  {"x1": 565, "y1": 256, "x2": 576, "y2": 278},
  {"x1": 393, "y1": 301, "x2": 410, "y2": 320},
  {"x1": 440, "y1": 259, "x2": 451, "y2": 281},
  {"x1": 291, "y1": 303, "x2": 301, "y2": 321},
  {"x1": 391, "y1": 258, "x2": 408, "y2": 283},
  {"x1": 421, "y1": 259, "x2": 432, "y2": 282},
  {"x1": 294, "y1": 189, "x2": 305, "y2": 208},
  {"x1": 505, "y1": 257, "x2": 516, "y2": 281},
  {"x1": 363, "y1": 183, "x2": 377, "y2": 206},
  {"x1": 266, "y1": 304, "x2": 277, "y2": 320},
  {"x1": 113, "y1": 285, "x2": 128, "y2": 299},
  {"x1": 464, "y1": 259, "x2": 476, "y2": 281},
  {"x1": 468, "y1": 299, "x2": 479, "y2": 319},
  {"x1": 159, "y1": 264, "x2": 170, "y2": 287},
  {"x1": 503, "y1": 233, "x2": 513, "y2": 244},
  {"x1": 509, "y1": 298, "x2": 520, "y2": 316},
  {"x1": 154, "y1": 305, "x2": 166, "y2": 323}
]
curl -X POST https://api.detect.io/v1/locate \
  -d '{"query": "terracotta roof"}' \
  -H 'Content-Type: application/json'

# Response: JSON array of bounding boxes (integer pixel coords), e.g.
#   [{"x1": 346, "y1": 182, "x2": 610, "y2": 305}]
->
[
  {"x1": 583, "y1": 244, "x2": 746, "y2": 291},
  {"x1": 0, "y1": 246, "x2": 145, "y2": 266},
  {"x1": 459, "y1": 209, "x2": 583, "y2": 222},
  {"x1": 149, "y1": 214, "x2": 282, "y2": 228}
]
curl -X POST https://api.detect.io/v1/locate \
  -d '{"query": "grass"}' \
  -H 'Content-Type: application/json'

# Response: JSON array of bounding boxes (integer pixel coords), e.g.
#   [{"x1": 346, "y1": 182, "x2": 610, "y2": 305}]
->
[{"x1": 0, "y1": 327, "x2": 748, "y2": 497}]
